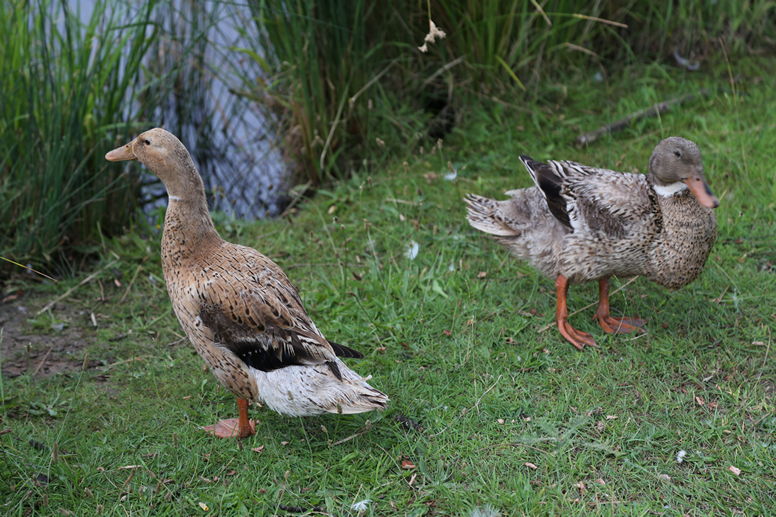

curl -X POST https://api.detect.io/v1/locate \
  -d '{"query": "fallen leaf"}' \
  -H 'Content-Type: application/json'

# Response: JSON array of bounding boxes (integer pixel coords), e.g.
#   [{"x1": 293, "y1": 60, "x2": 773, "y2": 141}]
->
[
  {"x1": 280, "y1": 441, "x2": 289, "y2": 446},
  {"x1": 465, "y1": 319, "x2": 475, "y2": 326},
  {"x1": 605, "y1": 415, "x2": 618, "y2": 420},
  {"x1": 477, "y1": 271, "x2": 488, "y2": 279},
  {"x1": 595, "y1": 478, "x2": 606, "y2": 485},
  {"x1": 574, "y1": 482, "x2": 586, "y2": 495},
  {"x1": 1, "y1": 291, "x2": 22, "y2": 303},
  {"x1": 251, "y1": 446, "x2": 265, "y2": 453},
  {"x1": 728, "y1": 465, "x2": 741, "y2": 476},
  {"x1": 695, "y1": 396, "x2": 706, "y2": 407},
  {"x1": 118, "y1": 465, "x2": 141, "y2": 470},
  {"x1": 497, "y1": 418, "x2": 505, "y2": 424},
  {"x1": 401, "y1": 459, "x2": 416, "y2": 470},
  {"x1": 657, "y1": 473, "x2": 672, "y2": 482},
  {"x1": 524, "y1": 462, "x2": 538, "y2": 470},
  {"x1": 442, "y1": 329, "x2": 452, "y2": 337}
]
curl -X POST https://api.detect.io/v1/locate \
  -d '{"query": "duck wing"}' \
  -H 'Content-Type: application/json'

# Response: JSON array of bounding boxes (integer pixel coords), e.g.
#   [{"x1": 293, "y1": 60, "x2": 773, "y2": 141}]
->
[
  {"x1": 520, "y1": 156, "x2": 657, "y2": 238},
  {"x1": 196, "y1": 247, "x2": 358, "y2": 379}
]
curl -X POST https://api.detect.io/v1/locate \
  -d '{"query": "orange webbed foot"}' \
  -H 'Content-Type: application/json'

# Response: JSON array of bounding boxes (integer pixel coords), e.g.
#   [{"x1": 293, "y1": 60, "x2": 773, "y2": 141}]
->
[
  {"x1": 558, "y1": 318, "x2": 597, "y2": 350},
  {"x1": 555, "y1": 274, "x2": 597, "y2": 350},
  {"x1": 595, "y1": 313, "x2": 646, "y2": 334},
  {"x1": 203, "y1": 418, "x2": 256, "y2": 439}
]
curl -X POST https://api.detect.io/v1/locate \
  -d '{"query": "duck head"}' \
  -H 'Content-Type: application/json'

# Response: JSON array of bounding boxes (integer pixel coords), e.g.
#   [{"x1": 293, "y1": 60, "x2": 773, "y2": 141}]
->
[
  {"x1": 648, "y1": 137, "x2": 719, "y2": 208},
  {"x1": 105, "y1": 128, "x2": 201, "y2": 199}
]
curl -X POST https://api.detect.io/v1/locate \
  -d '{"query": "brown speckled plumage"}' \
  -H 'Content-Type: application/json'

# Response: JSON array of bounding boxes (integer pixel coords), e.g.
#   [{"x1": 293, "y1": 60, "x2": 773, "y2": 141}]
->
[
  {"x1": 106, "y1": 128, "x2": 388, "y2": 421},
  {"x1": 465, "y1": 137, "x2": 718, "y2": 349}
]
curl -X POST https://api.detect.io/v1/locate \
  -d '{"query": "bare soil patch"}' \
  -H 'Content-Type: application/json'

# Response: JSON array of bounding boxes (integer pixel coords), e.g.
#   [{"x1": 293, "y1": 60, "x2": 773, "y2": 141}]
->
[{"x1": 0, "y1": 293, "x2": 100, "y2": 378}]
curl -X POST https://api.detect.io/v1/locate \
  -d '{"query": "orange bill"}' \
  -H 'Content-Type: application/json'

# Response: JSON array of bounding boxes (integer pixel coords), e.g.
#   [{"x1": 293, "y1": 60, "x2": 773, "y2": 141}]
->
[{"x1": 683, "y1": 176, "x2": 719, "y2": 208}]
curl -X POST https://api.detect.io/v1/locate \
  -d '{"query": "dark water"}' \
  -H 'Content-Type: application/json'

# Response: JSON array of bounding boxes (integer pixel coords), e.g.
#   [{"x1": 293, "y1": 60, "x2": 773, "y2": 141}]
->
[{"x1": 84, "y1": 1, "x2": 289, "y2": 218}]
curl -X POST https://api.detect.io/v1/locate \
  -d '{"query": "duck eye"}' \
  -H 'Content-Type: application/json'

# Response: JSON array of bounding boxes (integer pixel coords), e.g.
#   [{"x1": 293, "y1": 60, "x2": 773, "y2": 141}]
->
[
  {"x1": 673, "y1": 150, "x2": 681, "y2": 158},
  {"x1": 143, "y1": 139, "x2": 151, "y2": 146}
]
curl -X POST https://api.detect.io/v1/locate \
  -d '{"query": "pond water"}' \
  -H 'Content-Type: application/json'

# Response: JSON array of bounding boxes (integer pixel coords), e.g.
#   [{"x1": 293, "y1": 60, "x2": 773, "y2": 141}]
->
[{"x1": 82, "y1": 0, "x2": 289, "y2": 218}]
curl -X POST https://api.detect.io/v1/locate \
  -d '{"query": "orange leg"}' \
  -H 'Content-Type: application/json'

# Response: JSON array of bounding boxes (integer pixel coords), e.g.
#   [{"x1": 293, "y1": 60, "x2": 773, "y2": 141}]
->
[
  {"x1": 555, "y1": 274, "x2": 596, "y2": 350},
  {"x1": 594, "y1": 278, "x2": 646, "y2": 334},
  {"x1": 203, "y1": 398, "x2": 256, "y2": 439}
]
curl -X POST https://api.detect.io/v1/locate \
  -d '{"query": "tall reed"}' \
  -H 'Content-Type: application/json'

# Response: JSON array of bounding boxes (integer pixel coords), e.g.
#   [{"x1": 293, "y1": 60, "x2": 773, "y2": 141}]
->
[
  {"x1": 243, "y1": 0, "x2": 425, "y2": 185},
  {"x1": 242, "y1": 0, "x2": 774, "y2": 184},
  {"x1": 0, "y1": 0, "x2": 158, "y2": 272}
]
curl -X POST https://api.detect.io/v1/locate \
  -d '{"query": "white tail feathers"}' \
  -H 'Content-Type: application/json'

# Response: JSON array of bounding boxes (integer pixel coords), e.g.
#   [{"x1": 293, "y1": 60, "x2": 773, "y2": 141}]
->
[{"x1": 252, "y1": 358, "x2": 388, "y2": 417}]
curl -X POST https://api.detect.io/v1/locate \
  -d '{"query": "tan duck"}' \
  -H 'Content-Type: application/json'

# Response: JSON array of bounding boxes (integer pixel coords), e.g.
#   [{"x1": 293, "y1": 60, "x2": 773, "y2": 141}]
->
[
  {"x1": 106, "y1": 128, "x2": 388, "y2": 438},
  {"x1": 465, "y1": 137, "x2": 718, "y2": 350}
]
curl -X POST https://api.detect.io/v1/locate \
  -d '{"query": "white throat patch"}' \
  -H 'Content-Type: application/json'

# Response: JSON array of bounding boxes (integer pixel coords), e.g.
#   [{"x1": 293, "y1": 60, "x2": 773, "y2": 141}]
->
[
  {"x1": 653, "y1": 182, "x2": 688, "y2": 197},
  {"x1": 168, "y1": 195, "x2": 183, "y2": 201}
]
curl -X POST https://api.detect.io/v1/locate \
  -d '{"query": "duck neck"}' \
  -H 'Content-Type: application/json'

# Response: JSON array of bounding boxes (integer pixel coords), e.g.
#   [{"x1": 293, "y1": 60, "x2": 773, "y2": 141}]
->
[
  {"x1": 157, "y1": 158, "x2": 221, "y2": 265},
  {"x1": 645, "y1": 179, "x2": 716, "y2": 289},
  {"x1": 647, "y1": 172, "x2": 688, "y2": 197}
]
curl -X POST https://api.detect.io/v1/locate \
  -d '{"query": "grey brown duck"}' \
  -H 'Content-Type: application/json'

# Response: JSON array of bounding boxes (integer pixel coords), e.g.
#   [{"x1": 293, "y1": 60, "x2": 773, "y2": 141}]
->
[
  {"x1": 465, "y1": 137, "x2": 718, "y2": 350},
  {"x1": 106, "y1": 128, "x2": 388, "y2": 438}
]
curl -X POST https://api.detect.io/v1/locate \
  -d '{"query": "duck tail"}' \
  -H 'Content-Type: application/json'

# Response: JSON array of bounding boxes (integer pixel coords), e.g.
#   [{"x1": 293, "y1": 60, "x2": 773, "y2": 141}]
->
[
  {"x1": 464, "y1": 194, "x2": 519, "y2": 237},
  {"x1": 327, "y1": 358, "x2": 389, "y2": 414},
  {"x1": 253, "y1": 359, "x2": 388, "y2": 416}
]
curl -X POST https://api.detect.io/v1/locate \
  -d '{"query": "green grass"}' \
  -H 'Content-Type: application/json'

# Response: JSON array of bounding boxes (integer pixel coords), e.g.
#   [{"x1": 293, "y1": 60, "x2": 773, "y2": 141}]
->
[{"x1": 1, "y1": 59, "x2": 775, "y2": 515}]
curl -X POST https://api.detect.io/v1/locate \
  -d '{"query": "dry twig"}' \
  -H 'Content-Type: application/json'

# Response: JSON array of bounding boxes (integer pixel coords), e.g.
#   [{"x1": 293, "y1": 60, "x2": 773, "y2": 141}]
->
[
  {"x1": 36, "y1": 261, "x2": 117, "y2": 316},
  {"x1": 575, "y1": 90, "x2": 711, "y2": 146}
]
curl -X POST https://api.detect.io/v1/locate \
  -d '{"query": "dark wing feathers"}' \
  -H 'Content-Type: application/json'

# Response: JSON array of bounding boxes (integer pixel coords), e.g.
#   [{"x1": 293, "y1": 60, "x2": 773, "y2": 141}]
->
[
  {"x1": 520, "y1": 155, "x2": 572, "y2": 229},
  {"x1": 328, "y1": 341, "x2": 364, "y2": 359},
  {"x1": 198, "y1": 289, "x2": 362, "y2": 380}
]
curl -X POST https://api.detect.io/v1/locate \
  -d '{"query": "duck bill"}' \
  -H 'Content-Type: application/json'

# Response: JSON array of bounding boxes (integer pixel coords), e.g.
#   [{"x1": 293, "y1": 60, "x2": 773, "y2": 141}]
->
[
  {"x1": 683, "y1": 176, "x2": 719, "y2": 209},
  {"x1": 105, "y1": 141, "x2": 136, "y2": 162}
]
